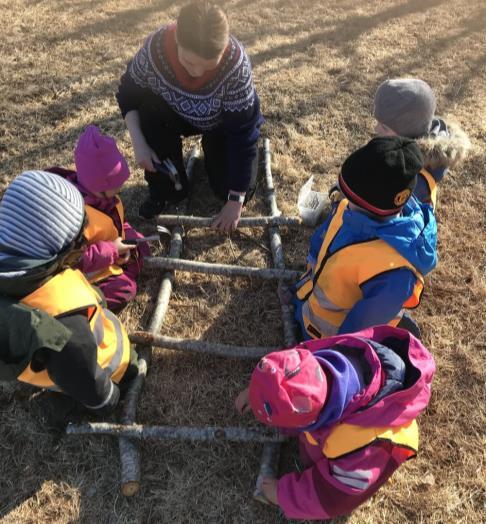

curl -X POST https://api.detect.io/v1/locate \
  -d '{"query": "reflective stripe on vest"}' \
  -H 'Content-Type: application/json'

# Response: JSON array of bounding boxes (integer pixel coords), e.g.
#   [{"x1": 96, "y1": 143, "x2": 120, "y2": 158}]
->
[
  {"x1": 419, "y1": 168, "x2": 438, "y2": 210},
  {"x1": 17, "y1": 268, "x2": 130, "y2": 388},
  {"x1": 304, "y1": 419, "x2": 419, "y2": 459},
  {"x1": 84, "y1": 199, "x2": 125, "y2": 283},
  {"x1": 296, "y1": 199, "x2": 424, "y2": 339}
]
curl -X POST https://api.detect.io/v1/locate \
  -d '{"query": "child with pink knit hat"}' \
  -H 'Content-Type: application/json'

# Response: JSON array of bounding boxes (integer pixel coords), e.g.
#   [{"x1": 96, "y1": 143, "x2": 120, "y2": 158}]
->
[
  {"x1": 47, "y1": 125, "x2": 149, "y2": 311},
  {"x1": 235, "y1": 326, "x2": 435, "y2": 520}
]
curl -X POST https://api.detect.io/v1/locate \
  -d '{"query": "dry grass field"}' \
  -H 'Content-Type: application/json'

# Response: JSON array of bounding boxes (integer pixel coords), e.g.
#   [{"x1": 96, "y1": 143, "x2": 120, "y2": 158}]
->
[{"x1": 1, "y1": 0, "x2": 485, "y2": 522}]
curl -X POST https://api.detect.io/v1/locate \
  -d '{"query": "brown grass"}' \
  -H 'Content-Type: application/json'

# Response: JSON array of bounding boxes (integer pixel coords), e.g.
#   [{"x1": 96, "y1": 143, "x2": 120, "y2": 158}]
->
[{"x1": 1, "y1": 0, "x2": 485, "y2": 522}]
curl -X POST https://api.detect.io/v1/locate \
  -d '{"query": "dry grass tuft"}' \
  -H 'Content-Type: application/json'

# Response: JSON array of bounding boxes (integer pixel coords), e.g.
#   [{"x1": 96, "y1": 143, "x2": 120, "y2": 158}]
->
[{"x1": 0, "y1": 0, "x2": 485, "y2": 522}]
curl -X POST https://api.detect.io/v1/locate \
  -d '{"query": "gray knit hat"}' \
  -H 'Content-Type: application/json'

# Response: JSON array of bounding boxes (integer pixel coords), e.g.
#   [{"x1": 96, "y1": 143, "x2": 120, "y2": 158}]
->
[
  {"x1": 0, "y1": 170, "x2": 85, "y2": 259},
  {"x1": 374, "y1": 79, "x2": 437, "y2": 138}
]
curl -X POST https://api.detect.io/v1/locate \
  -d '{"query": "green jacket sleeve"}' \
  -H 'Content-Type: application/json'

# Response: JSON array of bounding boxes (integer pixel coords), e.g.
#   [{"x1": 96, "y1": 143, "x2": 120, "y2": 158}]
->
[{"x1": 0, "y1": 296, "x2": 71, "y2": 381}]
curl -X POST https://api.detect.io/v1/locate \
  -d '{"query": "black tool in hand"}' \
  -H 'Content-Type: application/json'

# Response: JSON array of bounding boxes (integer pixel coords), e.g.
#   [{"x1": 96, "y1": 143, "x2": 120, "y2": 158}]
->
[{"x1": 153, "y1": 159, "x2": 183, "y2": 191}]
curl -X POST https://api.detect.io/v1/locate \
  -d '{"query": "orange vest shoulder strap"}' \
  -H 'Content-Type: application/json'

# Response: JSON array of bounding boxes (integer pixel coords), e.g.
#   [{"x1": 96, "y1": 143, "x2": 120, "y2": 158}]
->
[
  {"x1": 419, "y1": 169, "x2": 438, "y2": 210},
  {"x1": 21, "y1": 269, "x2": 99, "y2": 318},
  {"x1": 317, "y1": 199, "x2": 348, "y2": 264},
  {"x1": 115, "y1": 197, "x2": 125, "y2": 227},
  {"x1": 304, "y1": 420, "x2": 419, "y2": 459}
]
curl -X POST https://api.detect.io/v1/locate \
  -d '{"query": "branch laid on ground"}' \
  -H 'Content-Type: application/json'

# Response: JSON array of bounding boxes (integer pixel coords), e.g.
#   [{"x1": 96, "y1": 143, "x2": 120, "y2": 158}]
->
[
  {"x1": 129, "y1": 332, "x2": 274, "y2": 359},
  {"x1": 119, "y1": 145, "x2": 201, "y2": 497},
  {"x1": 67, "y1": 423, "x2": 287, "y2": 443},
  {"x1": 144, "y1": 257, "x2": 301, "y2": 281},
  {"x1": 254, "y1": 137, "x2": 300, "y2": 503},
  {"x1": 156, "y1": 215, "x2": 302, "y2": 228}
]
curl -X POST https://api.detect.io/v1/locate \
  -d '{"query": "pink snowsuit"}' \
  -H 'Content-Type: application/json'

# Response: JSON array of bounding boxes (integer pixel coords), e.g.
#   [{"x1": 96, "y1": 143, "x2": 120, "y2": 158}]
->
[
  {"x1": 46, "y1": 167, "x2": 150, "y2": 310},
  {"x1": 276, "y1": 325, "x2": 435, "y2": 520}
]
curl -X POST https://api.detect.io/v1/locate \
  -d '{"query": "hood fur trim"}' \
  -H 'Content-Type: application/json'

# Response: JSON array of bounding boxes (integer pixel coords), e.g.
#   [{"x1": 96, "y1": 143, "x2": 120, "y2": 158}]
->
[{"x1": 417, "y1": 118, "x2": 471, "y2": 170}]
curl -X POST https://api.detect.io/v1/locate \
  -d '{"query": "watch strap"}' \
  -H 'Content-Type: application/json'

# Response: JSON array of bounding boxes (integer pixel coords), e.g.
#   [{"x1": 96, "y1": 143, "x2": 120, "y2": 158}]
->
[{"x1": 227, "y1": 193, "x2": 245, "y2": 204}]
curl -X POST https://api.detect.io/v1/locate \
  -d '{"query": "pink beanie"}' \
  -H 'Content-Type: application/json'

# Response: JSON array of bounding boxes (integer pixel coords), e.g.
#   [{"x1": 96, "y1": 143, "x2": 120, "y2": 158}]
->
[
  {"x1": 249, "y1": 348, "x2": 328, "y2": 428},
  {"x1": 74, "y1": 125, "x2": 130, "y2": 193}
]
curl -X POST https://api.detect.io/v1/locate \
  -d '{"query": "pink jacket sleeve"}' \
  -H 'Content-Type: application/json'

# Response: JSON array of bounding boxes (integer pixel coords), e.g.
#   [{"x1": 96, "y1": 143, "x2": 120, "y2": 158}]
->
[
  {"x1": 79, "y1": 241, "x2": 118, "y2": 274},
  {"x1": 277, "y1": 442, "x2": 399, "y2": 520},
  {"x1": 123, "y1": 222, "x2": 151, "y2": 259}
]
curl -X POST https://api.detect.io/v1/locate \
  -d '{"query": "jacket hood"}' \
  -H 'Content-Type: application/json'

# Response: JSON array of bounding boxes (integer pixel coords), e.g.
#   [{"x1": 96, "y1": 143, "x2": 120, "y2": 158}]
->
[
  {"x1": 343, "y1": 198, "x2": 437, "y2": 275},
  {"x1": 0, "y1": 255, "x2": 64, "y2": 298},
  {"x1": 417, "y1": 118, "x2": 471, "y2": 170},
  {"x1": 300, "y1": 325, "x2": 436, "y2": 428}
]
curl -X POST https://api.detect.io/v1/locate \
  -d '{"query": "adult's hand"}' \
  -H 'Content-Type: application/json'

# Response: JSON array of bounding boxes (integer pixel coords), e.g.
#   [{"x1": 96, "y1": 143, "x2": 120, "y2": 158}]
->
[
  {"x1": 125, "y1": 110, "x2": 160, "y2": 172},
  {"x1": 212, "y1": 200, "x2": 243, "y2": 233},
  {"x1": 133, "y1": 140, "x2": 160, "y2": 173}
]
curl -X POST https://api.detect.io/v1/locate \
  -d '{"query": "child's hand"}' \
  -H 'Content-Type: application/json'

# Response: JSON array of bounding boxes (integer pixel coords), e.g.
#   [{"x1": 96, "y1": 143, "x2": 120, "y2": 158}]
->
[
  {"x1": 235, "y1": 387, "x2": 251, "y2": 415},
  {"x1": 116, "y1": 252, "x2": 131, "y2": 265},
  {"x1": 113, "y1": 237, "x2": 136, "y2": 264},
  {"x1": 133, "y1": 140, "x2": 161, "y2": 173},
  {"x1": 261, "y1": 477, "x2": 279, "y2": 506}
]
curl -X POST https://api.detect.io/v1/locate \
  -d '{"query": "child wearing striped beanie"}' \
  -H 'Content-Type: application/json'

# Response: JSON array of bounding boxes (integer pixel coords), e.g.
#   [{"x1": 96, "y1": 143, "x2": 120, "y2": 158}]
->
[{"x1": 0, "y1": 170, "x2": 138, "y2": 419}]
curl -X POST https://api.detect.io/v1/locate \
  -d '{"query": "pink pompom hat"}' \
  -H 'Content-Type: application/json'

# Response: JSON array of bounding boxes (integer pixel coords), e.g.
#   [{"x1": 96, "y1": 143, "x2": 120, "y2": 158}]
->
[
  {"x1": 249, "y1": 348, "x2": 329, "y2": 428},
  {"x1": 74, "y1": 125, "x2": 130, "y2": 193}
]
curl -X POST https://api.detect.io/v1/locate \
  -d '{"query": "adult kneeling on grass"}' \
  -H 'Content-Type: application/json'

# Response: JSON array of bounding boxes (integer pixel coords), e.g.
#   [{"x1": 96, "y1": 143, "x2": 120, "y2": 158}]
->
[{"x1": 116, "y1": 1, "x2": 263, "y2": 232}]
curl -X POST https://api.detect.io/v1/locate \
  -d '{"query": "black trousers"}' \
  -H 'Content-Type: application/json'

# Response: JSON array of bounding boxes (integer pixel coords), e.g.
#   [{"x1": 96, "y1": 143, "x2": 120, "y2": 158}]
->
[{"x1": 138, "y1": 101, "x2": 259, "y2": 204}]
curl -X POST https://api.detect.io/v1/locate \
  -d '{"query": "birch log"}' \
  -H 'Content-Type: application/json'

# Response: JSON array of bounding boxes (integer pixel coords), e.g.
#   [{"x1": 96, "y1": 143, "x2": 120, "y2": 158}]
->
[
  {"x1": 129, "y1": 332, "x2": 274, "y2": 359},
  {"x1": 156, "y1": 215, "x2": 301, "y2": 228},
  {"x1": 254, "y1": 138, "x2": 300, "y2": 503},
  {"x1": 145, "y1": 257, "x2": 301, "y2": 281},
  {"x1": 119, "y1": 146, "x2": 200, "y2": 496},
  {"x1": 68, "y1": 423, "x2": 287, "y2": 443}
]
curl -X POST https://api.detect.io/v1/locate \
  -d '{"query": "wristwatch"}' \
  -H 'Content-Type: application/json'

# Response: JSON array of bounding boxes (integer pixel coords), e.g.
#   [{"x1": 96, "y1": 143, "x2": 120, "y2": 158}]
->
[{"x1": 227, "y1": 193, "x2": 245, "y2": 204}]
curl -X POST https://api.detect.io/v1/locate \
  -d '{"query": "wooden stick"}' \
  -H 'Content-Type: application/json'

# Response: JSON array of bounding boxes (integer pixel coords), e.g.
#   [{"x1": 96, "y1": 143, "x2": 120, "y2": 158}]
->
[
  {"x1": 254, "y1": 138, "x2": 300, "y2": 503},
  {"x1": 144, "y1": 257, "x2": 301, "y2": 281},
  {"x1": 156, "y1": 215, "x2": 302, "y2": 228},
  {"x1": 129, "y1": 332, "x2": 274, "y2": 359},
  {"x1": 67, "y1": 423, "x2": 287, "y2": 443},
  {"x1": 119, "y1": 145, "x2": 200, "y2": 497}
]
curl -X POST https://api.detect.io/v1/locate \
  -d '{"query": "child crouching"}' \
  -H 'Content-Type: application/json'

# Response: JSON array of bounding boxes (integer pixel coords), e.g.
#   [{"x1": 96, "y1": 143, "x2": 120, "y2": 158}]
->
[
  {"x1": 0, "y1": 170, "x2": 138, "y2": 413},
  {"x1": 293, "y1": 136, "x2": 437, "y2": 340},
  {"x1": 48, "y1": 125, "x2": 150, "y2": 311},
  {"x1": 374, "y1": 78, "x2": 470, "y2": 206},
  {"x1": 235, "y1": 326, "x2": 435, "y2": 520}
]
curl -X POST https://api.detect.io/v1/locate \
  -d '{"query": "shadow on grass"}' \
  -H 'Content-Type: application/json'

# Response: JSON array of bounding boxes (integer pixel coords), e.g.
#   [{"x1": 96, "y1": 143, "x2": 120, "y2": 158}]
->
[{"x1": 48, "y1": 0, "x2": 175, "y2": 43}]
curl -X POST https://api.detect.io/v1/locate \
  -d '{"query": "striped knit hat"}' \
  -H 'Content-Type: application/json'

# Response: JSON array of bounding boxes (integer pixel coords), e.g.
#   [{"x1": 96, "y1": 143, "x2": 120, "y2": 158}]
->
[{"x1": 0, "y1": 170, "x2": 85, "y2": 259}]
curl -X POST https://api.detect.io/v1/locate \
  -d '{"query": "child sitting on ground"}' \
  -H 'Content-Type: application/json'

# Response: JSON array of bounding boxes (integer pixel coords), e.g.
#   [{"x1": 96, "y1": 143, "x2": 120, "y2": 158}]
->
[
  {"x1": 374, "y1": 78, "x2": 470, "y2": 206},
  {"x1": 47, "y1": 125, "x2": 149, "y2": 311},
  {"x1": 0, "y1": 170, "x2": 138, "y2": 417},
  {"x1": 293, "y1": 136, "x2": 437, "y2": 340},
  {"x1": 235, "y1": 325, "x2": 435, "y2": 520}
]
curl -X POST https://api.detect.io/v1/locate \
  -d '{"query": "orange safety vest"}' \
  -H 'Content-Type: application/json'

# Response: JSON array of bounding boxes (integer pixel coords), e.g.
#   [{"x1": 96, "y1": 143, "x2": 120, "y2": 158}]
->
[
  {"x1": 303, "y1": 419, "x2": 418, "y2": 460},
  {"x1": 17, "y1": 268, "x2": 131, "y2": 388},
  {"x1": 84, "y1": 199, "x2": 125, "y2": 283},
  {"x1": 296, "y1": 199, "x2": 425, "y2": 339}
]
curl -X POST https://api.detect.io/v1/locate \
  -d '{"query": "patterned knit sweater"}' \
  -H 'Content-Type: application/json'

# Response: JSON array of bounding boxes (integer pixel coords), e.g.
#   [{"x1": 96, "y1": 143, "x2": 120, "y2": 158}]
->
[{"x1": 116, "y1": 24, "x2": 263, "y2": 192}]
